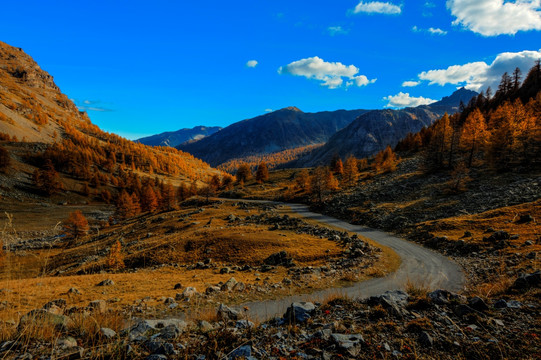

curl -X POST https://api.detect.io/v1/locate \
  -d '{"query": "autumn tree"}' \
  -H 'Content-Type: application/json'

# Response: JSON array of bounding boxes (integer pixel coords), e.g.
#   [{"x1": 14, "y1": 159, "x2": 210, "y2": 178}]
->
[
  {"x1": 161, "y1": 183, "x2": 178, "y2": 211},
  {"x1": 309, "y1": 167, "x2": 327, "y2": 203},
  {"x1": 373, "y1": 146, "x2": 398, "y2": 173},
  {"x1": 294, "y1": 169, "x2": 311, "y2": 192},
  {"x1": 189, "y1": 180, "x2": 198, "y2": 196},
  {"x1": 107, "y1": 240, "x2": 125, "y2": 270},
  {"x1": 141, "y1": 184, "x2": 159, "y2": 212},
  {"x1": 461, "y1": 108, "x2": 488, "y2": 167},
  {"x1": 210, "y1": 174, "x2": 221, "y2": 192},
  {"x1": 34, "y1": 159, "x2": 64, "y2": 195},
  {"x1": 425, "y1": 113, "x2": 451, "y2": 170},
  {"x1": 115, "y1": 190, "x2": 135, "y2": 219},
  {"x1": 325, "y1": 169, "x2": 340, "y2": 192},
  {"x1": 101, "y1": 189, "x2": 112, "y2": 204},
  {"x1": 342, "y1": 156, "x2": 358, "y2": 187},
  {"x1": 236, "y1": 164, "x2": 252, "y2": 183},
  {"x1": 0, "y1": 145, "x2": 10, "y2": 173},
  {"x1": 177, "y1": 182, "x2": 189, "y2": 203},
  {"x1": 63, "y1": 210, "x2": 89, "y2": 240},
  {"x1": 330, "y1": 156, "x2": 344, "y2": 175},
  {"x1": 255, "y1": 161, "x2": 269, "y2": 183},
  {"x1": 221, "y1": 174, "x2": 235, "y2": 190}
]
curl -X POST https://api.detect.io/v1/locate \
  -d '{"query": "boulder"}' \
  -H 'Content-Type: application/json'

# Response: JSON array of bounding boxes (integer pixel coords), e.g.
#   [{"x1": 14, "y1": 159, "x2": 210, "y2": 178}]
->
[
  {"x1": 284, "y1": 302, "x2": 316, "y2": 323},
  {"x1": 217, "y1": 303, "x2": 240, "y2": 321},
  {"x1": 221, "y1": 277, "x2": 238, "y2": 291},
  {"x1": 97, "y1": 279, "x2": 115, "y2": 286}
]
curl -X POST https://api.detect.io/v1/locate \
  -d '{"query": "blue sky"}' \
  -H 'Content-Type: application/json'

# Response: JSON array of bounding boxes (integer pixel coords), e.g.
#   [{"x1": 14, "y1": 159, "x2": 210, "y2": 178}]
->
[{"x1": 1, "y1": 1, "x2": 540, "y2": 139}]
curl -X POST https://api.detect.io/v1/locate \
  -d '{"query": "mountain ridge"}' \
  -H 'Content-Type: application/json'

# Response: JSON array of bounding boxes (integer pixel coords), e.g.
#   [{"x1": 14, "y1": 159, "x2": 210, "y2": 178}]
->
[
  {"x1": 136, "y1": 125, "x2": 222, "y2": 147},
  {"x1": 178, "y1": 107, "x2": 369, "y2": 166}
]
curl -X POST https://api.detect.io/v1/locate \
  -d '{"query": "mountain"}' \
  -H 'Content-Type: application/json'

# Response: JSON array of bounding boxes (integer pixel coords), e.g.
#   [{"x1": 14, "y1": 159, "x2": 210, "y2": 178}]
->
[
  {"x1": 418, "y1": 87, "x2": 478, "y2": 115},
  {"x1": 298, "y1": 88, "x2": 477, "y2": 166},
  {"x1": 0, "y1": 41, "x2": 216, "y2": 203},
  {"x1": 136, "y1": 125, "x2": 222, "y2": 147},
  {"x1": 178, "y1": 107, "x2": 369, "y2": 167}
]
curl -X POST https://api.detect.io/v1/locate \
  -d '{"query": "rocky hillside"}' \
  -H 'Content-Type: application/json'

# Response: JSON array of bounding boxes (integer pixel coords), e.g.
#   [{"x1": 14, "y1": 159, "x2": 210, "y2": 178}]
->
[
  {"x1": 136, "y1": 125, "x2": 222, "y2": 147},
  {"x1": 0, "y1": 40, "x2": 218, "y2": 204},
  {"x1": 298, "y1": 88, "x2": 477, "y2": 166},
  {"x1": 178, "y1": 107, "x2": 368, "y2": 167}
]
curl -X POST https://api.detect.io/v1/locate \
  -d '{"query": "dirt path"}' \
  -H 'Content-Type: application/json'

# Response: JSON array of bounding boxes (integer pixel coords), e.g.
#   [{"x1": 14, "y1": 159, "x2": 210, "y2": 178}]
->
[{"x1": 231, "y1": 201, "x2": 464, "y2": 321}]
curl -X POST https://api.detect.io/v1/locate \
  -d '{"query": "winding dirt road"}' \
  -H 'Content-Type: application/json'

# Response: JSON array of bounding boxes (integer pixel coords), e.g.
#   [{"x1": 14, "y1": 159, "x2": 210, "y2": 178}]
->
[{"x1": 235, "y1": 201, "x2": 464, "y2": 321}]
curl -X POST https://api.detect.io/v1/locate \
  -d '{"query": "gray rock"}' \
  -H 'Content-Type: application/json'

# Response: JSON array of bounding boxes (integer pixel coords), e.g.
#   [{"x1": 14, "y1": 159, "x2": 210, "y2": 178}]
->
[
  {"x1": 235, "y1": 320, "x2": 254, "y2": 329},
  {"x1": 217, "y1": 303, "x2": 240, "y2": 320},
  {"x1": 233, "y1": 282, "x2": 246, "y2": 292},
  {"x1": 428, "y1": 289, "x2": 466, "y2": 305},
  {"x1": 88, "y1": 300, "x2": 107, "y2": 313},
  {"x1": 468, "y1": 297, "x2": 489, "y2": 311},
  {"x1": 176, "y1": 287, "x2": 197, "y2": 300},
  {"x1": 18, "y1": 309, "x2": 71, "y2": 330},
  {"x1": 97, "y1": 279, "x2": 115, "y2": 286},
  {"x1": 146, "y1": 355, "x2": 167, "y2": 360},
  {"x1": 57, "y1": 337, "x2": 77, "y2": 349},
  {"x1": 331, "y1": 333, "x2": 364, "y2": 350},
  {"x1": 419, "y1": 332, "x2": 433, "y2": 347},
  {"x1": 205, "y1": 286, "x2": 221, "y2": 295},
  {"x1": 221, "y1": 277, "x2": 238, "y2": 291},
  {"x1": 146, "y1": 341, "x2": 175, "y2": 355},
  {"x1": 284, "y1": 302, "x2": 316, "y2": 323},
  {"x1": 100, "y1": 327, "x2": 117, "y2": 339},
  {"x1": 229, "y1": 345, "x2": 252, "y2": 359}
]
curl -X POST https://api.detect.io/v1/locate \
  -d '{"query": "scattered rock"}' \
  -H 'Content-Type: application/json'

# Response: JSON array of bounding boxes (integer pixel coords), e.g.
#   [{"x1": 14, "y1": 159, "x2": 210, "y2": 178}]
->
[
  {"x1": 217, "y1": 303, "x2": 240, "y2": 321},
  {"x1": 284, "y1": 302, "x2": 316, "y2": 323},
  {"x1": 97, "y1": 279, "x2": 115, "y2": 287}
]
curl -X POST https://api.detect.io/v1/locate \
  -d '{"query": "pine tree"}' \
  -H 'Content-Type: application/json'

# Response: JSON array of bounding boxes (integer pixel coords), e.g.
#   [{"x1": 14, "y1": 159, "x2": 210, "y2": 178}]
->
[
  {"x1": 63, "y1": 210, "x2": 89, "y2": 240},
  {"x1": 309, "y1": 167, "x2": 327, "y2": 203},
  {"x1": 255, "y1": 162, "x2": 269, "y2": 183}
]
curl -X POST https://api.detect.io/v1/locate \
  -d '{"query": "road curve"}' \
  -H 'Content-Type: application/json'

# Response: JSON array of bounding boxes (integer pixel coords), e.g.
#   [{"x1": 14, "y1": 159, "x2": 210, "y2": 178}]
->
[{"x1": 232, "y1": 201, "x2": 464, "y2": 321}]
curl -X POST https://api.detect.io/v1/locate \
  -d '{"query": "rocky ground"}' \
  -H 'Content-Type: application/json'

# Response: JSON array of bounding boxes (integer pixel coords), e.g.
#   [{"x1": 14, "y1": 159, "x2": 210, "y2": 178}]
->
[
  {"x1": 318, "y1": 157, "x2": 540, "y2": 233},
  {"x1": 1, "y1": 273, "x2": 539, "y2": 359}
]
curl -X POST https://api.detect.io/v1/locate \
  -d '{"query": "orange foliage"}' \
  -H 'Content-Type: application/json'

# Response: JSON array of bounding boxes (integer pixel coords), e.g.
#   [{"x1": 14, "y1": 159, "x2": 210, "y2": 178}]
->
[{"x1": 63, "y1": 210, "x2": 89, "y2": 239}]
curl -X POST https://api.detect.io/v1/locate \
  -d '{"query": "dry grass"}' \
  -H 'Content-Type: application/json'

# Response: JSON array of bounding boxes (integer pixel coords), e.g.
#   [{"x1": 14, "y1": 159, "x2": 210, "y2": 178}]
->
[{"x1": 419, "y1": 200, "x2": 540, "y2": 252}]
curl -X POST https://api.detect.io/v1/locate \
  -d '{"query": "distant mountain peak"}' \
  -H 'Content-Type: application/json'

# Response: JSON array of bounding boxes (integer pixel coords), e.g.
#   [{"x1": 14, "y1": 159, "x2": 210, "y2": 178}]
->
[
  {"x1": 434, "y1": 87, "x2": 478, "y2": 107},
  {"x1": 278, "y1": 106, "x2": 303, "y2": 113}
]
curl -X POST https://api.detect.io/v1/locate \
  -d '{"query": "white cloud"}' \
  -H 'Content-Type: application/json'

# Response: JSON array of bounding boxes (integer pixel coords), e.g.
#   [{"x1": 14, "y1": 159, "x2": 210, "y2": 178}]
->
[
  {"x1": 384, "y1": 92, "x2": 437, "y2": 108},
  {"x1": 428, "y1": 27, "x2": 448, "y2": 35},
  {"x1": 246, "y1": 60, "x2": 258, "y2": 68},
  {"x1": 352, "y1": 1, "x2": 402, "y2": 15},
  {"x1": 278, "y1": 56, "x2": 376, "y2": 89},
  {"x1": 412, "y1": 26, "x2": 448, "y2": 35},
  {"x1": 265, "y1": 108, "x2": 273, "y2": 113},
  {"x1": 328, "y1": 26, "x2": 348, "y2": 36},
  {"x1": 447, "y1": 0, "x2": 541, "y2": 36},
  {"x1": 402, "y1": 80, "x2": 420, "y2": 87},
  {"x1": 418, "y1": 49, "x2": 541, "y2": 91}
]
